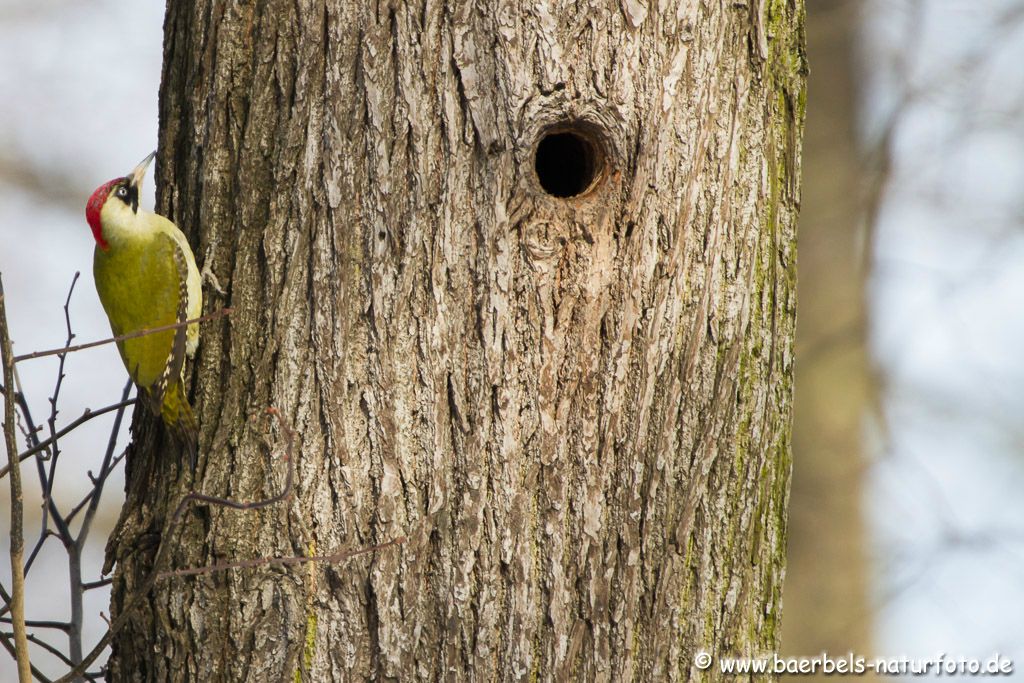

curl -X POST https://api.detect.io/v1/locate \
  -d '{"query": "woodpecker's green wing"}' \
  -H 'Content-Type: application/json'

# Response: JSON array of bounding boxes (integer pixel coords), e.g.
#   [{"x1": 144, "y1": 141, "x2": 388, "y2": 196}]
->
[
  {"x1": 158, "y1": 215, "x2": 202, "y2": 358},
  {"x1": 157, "y1": 237, "x2": 191, "y2": 401},
  {"x1": 94, "y1": 231, "x2": 186, "y2": 388},
  {"x1": 93, "y1": 230, "x2": 197, "y2": 455}
]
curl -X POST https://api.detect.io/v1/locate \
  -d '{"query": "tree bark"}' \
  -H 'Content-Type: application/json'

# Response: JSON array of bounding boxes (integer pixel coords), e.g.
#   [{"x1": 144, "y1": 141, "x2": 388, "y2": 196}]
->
[{"x1": 107, "y1": 0, "x2": 805, "y2": 680}]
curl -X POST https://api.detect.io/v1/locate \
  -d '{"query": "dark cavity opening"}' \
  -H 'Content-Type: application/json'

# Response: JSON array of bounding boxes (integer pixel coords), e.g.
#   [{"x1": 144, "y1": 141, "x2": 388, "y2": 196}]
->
[{"x1": 534, "y1": 129, "x2": 603, "y2": 198}]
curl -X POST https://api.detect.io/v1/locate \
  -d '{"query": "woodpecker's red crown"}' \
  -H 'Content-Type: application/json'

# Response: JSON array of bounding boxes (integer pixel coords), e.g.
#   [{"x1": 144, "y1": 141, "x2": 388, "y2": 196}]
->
[
  {"x1": 85, "y1": 179, "x2": 122, "y2": 250},
  {"x1": 85, "y1": 151, "x2": 156, "y2": 251}
]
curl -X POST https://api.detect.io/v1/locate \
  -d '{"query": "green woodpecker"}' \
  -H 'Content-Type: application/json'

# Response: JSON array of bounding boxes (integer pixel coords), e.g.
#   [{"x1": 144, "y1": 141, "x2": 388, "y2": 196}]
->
[{"x1": 86, "y1": 152, "x2": 201, "y2": 456}]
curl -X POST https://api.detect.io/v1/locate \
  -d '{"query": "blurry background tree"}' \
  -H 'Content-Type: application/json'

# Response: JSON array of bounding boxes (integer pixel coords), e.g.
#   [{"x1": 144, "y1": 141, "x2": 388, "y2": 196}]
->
[
  {"x1": 858, "y1": 0, "x2": 1024, "y2": 655},
  {"x1": 781, "y1": 0, "x2": 1024, "y2": 676},
  {"x1": 781, "y1": 0, "x2": 876, "y2": 673}
]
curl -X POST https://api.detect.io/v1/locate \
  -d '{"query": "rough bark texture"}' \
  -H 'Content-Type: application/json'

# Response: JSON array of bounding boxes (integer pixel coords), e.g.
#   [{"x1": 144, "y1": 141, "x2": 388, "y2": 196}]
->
[
  {"x1": 781, "y1": 1, "x2": 874, "y2": 675},
  {"x1": 107, "y1": 0, "x2": 805, "y2": 680}
]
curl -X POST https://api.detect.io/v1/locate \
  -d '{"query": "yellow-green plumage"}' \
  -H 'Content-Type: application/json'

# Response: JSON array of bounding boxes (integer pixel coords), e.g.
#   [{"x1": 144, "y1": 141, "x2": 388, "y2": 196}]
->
[{"x1": 90, "y1": 154, "x2": 201, "y2": 456}]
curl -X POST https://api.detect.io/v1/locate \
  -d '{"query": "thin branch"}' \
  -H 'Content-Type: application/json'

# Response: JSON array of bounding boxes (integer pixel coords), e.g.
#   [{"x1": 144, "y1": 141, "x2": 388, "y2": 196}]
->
[
  {"x1": 0, "y1": 398, "x2": 136, "y2": 479},
  {"x1": 76, "y1": 380, "x2": 133, "y2": 551},
  {"x1": 23, "y1": 632, "x2": 74, "y2": 668},
  {"x1": 51, "y1": 407, "x2": 295, "y2": 683},
  {"x1": 39, "y1": 275, "x2": 80, "y2": 548},
  {"x1": 0, "y1": 574, "x2": 12, "y2": 624},
  {"x1": 2, "y1": 382, "x2": 56, "y2": 599},
  {"x1": 65, "y1": 450, "x2": 127, "y2": 526},
  {"x1": 13, "y1": 308, "x2": 233, "y2": 364},
  {"x1": 21, "y1": 530, "x2": 59, "y2": 578},
  {"x1": 15, "y1": 370, "x2": 72, "y2": 557},
  {"x1": 79, "y1": 579, "x2": 112, "y2": 592},
  {"x1": 59, "y1": 379, "x2": 132, "y2": 678},
  {"x1": 0, "y1": 619, "x2": 70, "y2": 632},
  {"x1": 20, "y1": 631, "x2": 103, "y2": 681},
  {"x1": 157, "y1": 539, "x2": 405, "y2": 580},
  {"x1": 8, "y1": 388, "x2": 41, "y2": 449},
  {"x1": 0, "y1": 384, "x2": 45, "y2": 609},
  {"x1": 0, "y1": 276, "x2": 33, "y2": 682},
  {"x1": 52, "y1": 407, "x2": 403, "y2": 683},
  {"x1": 0, "y1": 631, "x2": 54, "y2": 683},
  {"x1": 1, "y1": 281, "x2": 134, "y2": 681},
  {"x1": 30, "y1": 276, "x2": 81, "y2": 672}
]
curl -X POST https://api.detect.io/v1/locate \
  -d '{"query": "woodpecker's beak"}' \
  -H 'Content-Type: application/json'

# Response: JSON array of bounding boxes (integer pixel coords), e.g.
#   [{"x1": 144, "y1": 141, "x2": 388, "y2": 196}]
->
[{"x1": 128, "y1": 151, "x2": 157, "y2": 190}]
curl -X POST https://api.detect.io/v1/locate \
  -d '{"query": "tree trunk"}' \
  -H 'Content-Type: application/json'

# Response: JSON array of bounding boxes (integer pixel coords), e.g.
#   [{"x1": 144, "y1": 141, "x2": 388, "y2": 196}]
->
[{"x1": 107, "y1": 0, "x2": 805, "y2": 680}]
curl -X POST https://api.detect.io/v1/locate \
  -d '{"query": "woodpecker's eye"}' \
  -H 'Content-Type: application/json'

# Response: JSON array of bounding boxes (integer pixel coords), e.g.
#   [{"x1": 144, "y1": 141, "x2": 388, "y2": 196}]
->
[{"x1": 114, "y1": 182, "x2": 139, "y2": 213}]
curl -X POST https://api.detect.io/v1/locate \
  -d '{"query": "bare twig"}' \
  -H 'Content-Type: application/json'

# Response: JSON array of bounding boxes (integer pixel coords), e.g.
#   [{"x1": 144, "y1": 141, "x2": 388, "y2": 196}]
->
[
  {"x1": 79, "y1": 579, "x2": 112, "y2": 592},
  {"x1": 20, "y1": 529, "x2": 59, "y2": 578},
  {"x1": 8, "y1": 387, "x2": 73, "y2": 598},
  {"x1": 157, "y1": 539, "x2": 405, "y2": 580},
  {"x1": 0, "y1": 397, "x2": 136, "y2": 478},
  {"x1": 51, "y1": 407, "x2": 295, "y2": 683},
  {"x1": 2, "y1": 279, "x2": 144, "y2": 681},
  {"x1": 65, "y1": 450, "x2": 127, "y2": 526},
  {"x1": 0, "y1": 631, "x2": 54, "y2": 683},
  {"x1": 52, "y1": 407, "x2": 403, "y2": 683},
  {"x1": 13, "y1": 308, "x2": 233, "y2": 364},
  {"x1": 0, "y1": 579, "x2": 13, "y2": 625},
  {"x1": 35, "y1": 275, "x2": 85, "y2": 672},
  {"x1": 0, "y1": 619, "x2": 70, "y2": 632},
  {"x1": 66, "y1": 379, "x2": 132, "y2": 673},
  {"x1": 18, "y1": 631, "x2": 104, "y2": 681},
  {"x1": 0, "y1": 292, "x2": 229, "y2": 679},
  {"x1": 41, "y1": 274, "x2": 80, "y2": 534},
  {"x1": 1, "y1": 276, "x2": 32, "y2": 682},
  {"x1": 12, "y1": 372, "x2": 73, "y2": 548},
  {"x1": 24, "y1": 632, "x2": 74, "y2": 668},
  {"x1": 77, "y1": 381, "x2": 133, "y2": 542}
]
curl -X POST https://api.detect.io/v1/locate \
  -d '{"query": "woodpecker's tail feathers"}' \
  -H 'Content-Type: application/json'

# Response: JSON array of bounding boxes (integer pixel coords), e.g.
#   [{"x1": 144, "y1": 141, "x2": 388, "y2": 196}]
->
[{"x1": 159, "y1": 381, "x2": 198, "y2": 467}]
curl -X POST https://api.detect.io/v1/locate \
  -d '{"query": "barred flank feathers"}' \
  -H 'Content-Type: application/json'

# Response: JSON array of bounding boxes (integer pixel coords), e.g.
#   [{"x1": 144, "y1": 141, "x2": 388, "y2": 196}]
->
[{"x1": 160, "y1": 381, "x2": 198, "y2": 467}]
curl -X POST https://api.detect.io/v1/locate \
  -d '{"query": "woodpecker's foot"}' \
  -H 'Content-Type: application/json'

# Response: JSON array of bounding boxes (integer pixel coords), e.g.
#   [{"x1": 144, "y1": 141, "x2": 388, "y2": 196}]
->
[
  {"x1": 201, "y1": 240, "x2": 227, "y2": 296},
  {"x1": 201, "y1": 263, "x2": 227, "y2": 296}
]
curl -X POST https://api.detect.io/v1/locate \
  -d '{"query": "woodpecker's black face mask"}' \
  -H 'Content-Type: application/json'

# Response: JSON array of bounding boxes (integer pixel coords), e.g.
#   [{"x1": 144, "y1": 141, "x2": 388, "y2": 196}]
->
[{"x1": 114, "y1": 180, "x2": 139, "y2": 213}]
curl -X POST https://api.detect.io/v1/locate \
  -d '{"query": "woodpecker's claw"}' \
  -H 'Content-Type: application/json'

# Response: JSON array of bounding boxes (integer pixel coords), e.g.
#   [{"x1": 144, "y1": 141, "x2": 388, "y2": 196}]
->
[
  {"x1": 201, "y1": 263, "x2": 226, "y2": 296},
  {"x1": 200, "y1": 241, "x2": 227, "y2": 296}
]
